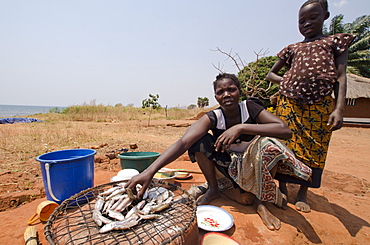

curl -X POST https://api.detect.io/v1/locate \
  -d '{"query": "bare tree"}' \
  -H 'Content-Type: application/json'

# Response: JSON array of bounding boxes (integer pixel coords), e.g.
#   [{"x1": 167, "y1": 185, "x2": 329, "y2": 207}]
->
[{"x1": 212, "y1": 47, "x2": 279, "y2": 101}]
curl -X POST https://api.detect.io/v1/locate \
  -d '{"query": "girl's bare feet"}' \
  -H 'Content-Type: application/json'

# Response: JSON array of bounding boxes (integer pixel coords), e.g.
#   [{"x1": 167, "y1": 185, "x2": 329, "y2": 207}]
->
[
  {"x1": 196, "y1": 188, "x2": 221, "y2": 205},
  {"x1": 254, "y1": 199, "x2": 281, "y2": 230},
  {"x1": 295, "y1": 185, "x2": 310, "y2": 212}
]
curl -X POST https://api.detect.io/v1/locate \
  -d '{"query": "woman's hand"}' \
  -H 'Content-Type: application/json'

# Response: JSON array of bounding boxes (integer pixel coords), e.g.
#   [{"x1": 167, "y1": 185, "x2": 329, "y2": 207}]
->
[
  {"x1": 214, "y1": 125, "x2": 241, "y2": 152},
  {"x1": 125, "y1": 171, "x2": 154, "y2": 198}
]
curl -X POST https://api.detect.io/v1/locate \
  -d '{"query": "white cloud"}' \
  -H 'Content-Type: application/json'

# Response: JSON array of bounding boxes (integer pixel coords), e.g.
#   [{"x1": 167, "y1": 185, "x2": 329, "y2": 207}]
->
[{"x1": 333, "y1": 0, "x2": 348, "y2": 8}]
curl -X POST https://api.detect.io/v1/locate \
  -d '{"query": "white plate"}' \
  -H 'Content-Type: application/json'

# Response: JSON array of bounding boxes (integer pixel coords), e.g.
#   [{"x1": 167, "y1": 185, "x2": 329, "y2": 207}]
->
[{"x1": 196, "y1": 205, "x2": 234, "y2": 231}]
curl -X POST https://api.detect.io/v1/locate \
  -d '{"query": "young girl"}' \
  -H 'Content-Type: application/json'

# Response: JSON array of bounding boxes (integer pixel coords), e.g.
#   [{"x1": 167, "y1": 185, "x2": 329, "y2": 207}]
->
[{"x1": 266, "y1": 0, "x2": 354, "y2": 212}]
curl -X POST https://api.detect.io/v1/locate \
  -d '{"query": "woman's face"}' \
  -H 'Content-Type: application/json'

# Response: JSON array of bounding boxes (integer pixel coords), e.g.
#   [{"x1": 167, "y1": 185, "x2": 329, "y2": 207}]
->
[
  {"x1": 214, "y1": 78, "x2": 241, "y2": 110},
  {"x1": 298, "y1": 3, "x2": 328, "y2": 40}
]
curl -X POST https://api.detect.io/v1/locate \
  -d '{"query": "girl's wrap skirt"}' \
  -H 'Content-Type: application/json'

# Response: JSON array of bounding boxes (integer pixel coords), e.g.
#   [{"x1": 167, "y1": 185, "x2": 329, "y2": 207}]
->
[{"x1": 274, "y1": 94, "x2": 335, "y2": 187}]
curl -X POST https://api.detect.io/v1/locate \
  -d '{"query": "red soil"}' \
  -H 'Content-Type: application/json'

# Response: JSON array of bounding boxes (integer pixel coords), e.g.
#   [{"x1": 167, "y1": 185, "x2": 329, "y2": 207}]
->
[{"x1": 0, "y1": 126, "x2": 369, "y2": 244}]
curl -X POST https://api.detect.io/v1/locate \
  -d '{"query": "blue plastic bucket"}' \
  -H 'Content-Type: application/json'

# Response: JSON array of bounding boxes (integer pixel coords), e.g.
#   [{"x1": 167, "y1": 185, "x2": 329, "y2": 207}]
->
[{"x1": 36, "y1": 149, "x2": 96, "y2": 204}]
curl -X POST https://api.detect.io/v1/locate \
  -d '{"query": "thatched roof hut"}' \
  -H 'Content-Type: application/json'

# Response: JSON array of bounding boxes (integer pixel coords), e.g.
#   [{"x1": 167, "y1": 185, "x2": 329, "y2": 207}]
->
[
  {"x1": 344, "y1": 74, "x2": 370, "y2": 118},
  {"x1": 346, "y1": 74, "x2": 370, "y2": 99}
]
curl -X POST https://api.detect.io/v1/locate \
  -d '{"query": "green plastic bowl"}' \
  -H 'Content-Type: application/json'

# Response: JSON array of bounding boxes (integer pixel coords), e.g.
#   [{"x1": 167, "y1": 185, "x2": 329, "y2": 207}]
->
[{"x1": 118, "y1": 152, "x2": 160, "y2": 172}]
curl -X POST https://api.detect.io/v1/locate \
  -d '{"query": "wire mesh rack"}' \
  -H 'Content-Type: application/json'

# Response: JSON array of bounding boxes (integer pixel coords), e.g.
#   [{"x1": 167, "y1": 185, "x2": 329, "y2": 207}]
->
[{"x1": 45, "y1": 179, "x2": 197, "y2": 245}]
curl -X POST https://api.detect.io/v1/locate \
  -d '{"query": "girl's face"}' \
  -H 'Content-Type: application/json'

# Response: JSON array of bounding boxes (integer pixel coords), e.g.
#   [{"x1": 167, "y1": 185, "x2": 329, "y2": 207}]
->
[
  {"x1": 214, "y1": 78, "x2": 241, "y2": 110},
  {"x1": 298, "y1": 3, "x2": 328, "y2": 40}
]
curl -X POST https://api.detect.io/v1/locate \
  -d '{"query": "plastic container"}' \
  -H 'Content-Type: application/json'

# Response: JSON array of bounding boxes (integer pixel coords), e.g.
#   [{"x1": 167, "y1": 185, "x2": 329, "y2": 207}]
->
[
  {"x1": 200, "y1": 232, "x2": 240, "y2": 245},
  {"x1": 110, "y1": 169, "x2": 140, "y2": 182},
  {"x1": 118, "y1": 151, "x2": 160, "y2": 172},
  {"x1": 36, "y1": 149, "x2": 96, "y2": 204},
  {"x1": 153, "y1": 171, "x2": 178, "y2": 184}
]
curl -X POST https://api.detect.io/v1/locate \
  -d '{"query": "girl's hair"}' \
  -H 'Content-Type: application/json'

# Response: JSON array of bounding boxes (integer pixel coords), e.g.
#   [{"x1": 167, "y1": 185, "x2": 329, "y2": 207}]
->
[
  {"x1": 213, "y1": 73, "x2": 242, "y2": 92},
  {"x1": 301, "y1": 0, "x2": 329, "y2": 14}
]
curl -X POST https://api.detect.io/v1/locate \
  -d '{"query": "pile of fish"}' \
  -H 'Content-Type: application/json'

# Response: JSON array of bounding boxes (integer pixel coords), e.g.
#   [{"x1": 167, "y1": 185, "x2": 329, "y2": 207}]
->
[{"x1": 93, "y1": 183, "x2": 174, "y2": 233}]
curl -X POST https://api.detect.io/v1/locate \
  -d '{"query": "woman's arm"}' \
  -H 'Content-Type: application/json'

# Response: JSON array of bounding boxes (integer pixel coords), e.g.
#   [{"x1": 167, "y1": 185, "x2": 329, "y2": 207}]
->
[
  {"x1": 125, "y1": 115, "x2": 212, "y2": 196},
  {"x1": 266, "y1": 58, "x2": 286, "y2": 84},
  {"x1": 214, "y1": 110, "x2": 291, "y2": 152},
  {"x1": 254, "y1": 109, "x2": 292, "y2": 138},
  {"x1": 328, "y1": 49, "x2": 349, "y2": 131}
]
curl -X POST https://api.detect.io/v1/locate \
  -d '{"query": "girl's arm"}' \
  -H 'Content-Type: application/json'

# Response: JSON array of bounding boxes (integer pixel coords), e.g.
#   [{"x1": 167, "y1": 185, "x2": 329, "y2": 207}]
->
[
  {"x1": 328, "y1": 49, "x2": 349, "y2": 131},
  {"x1": 125, "y1": 115, "x2": 212, "y2": 196},
  {"x1": 266, "y1": 58, "x2": 286, "y2": 84},
  {"x1": 214, "y1": 109, "x2": 292, "y2": 152}
]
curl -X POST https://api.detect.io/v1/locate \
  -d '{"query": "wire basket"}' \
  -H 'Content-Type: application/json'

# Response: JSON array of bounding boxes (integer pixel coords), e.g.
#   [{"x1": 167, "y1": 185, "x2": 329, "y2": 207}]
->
[{"x1": 45, "y1": 179, "x2": 197, "y2": 245}]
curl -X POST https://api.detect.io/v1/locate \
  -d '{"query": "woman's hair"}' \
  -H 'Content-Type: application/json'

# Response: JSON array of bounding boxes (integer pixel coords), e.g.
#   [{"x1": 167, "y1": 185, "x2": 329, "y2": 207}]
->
[
  {"x1": 213, "y1": 73, "x2": 242, "y2": 92},
  {"x1": 301, "y1": 0, "x2": 329, "y2": 14}
]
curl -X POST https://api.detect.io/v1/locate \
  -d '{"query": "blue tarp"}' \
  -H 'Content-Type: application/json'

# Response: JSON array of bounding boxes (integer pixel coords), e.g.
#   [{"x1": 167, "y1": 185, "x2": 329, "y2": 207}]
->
[{"x1": 0, "y1": 118, "x2": 44, "y2": 124}]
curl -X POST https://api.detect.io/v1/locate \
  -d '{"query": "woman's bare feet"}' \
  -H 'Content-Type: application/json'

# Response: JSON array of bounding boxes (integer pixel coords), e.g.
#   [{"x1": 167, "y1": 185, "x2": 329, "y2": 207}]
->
[
  {"x1": 196, "y1": 188, "x2": 221, "y2": 205},
  {"x1": 295, "y1": 185, "x2": 310, "y2": 212},
  {"x1": 254, "y1": 199, "x2": 281, "y2": 230}
]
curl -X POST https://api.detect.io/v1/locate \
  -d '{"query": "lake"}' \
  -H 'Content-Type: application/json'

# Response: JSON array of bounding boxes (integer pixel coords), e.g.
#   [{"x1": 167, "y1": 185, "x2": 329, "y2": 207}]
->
[{"x1": 0, "y1": 104, "x2": 65, "y2": 118}]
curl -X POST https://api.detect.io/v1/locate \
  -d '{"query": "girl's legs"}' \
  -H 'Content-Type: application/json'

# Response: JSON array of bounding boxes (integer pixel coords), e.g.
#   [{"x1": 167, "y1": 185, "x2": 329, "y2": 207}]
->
[
  {"x1": 279, "y1": 181, "x2": 310, "y2": 212},
  {"x1": 194, "y1": 152, "x2": 221, "y2": 205},
  {"x1": 279, "y1": 181, "x2": 289, "y2": 208},
  {"x1": 296, "y1": 185, "x2": 310, "y2": 212},
  {"x1": 279, "y1": 181, "x2": 288, "y2": 196}
]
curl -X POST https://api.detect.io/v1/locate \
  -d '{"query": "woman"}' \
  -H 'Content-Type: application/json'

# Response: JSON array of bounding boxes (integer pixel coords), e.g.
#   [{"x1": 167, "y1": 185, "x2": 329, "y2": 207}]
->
[{"x1": 126, "y1": 73, "x2": 311, "y2": 230}]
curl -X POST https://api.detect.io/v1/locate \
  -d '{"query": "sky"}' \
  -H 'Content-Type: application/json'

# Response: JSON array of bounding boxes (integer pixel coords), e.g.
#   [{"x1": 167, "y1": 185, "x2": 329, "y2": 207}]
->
[{"x1": 1, "y1": 0, "x2": 369, "y2": 108}]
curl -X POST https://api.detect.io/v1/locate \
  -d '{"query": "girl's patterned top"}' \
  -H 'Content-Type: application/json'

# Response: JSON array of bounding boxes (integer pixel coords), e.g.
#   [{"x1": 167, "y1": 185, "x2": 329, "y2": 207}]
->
[{"x1": 277, "y1": 33, "x2": 354, "y2": 104}]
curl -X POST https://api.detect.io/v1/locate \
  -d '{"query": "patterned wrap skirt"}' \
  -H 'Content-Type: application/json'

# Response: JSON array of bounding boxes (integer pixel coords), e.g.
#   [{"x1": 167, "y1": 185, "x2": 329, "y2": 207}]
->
[
  {"x1": 274, "y1": 94, "x2": 335, "y2": 188},
  {"x1": 188, "y1": 134, "x2": 312, "y2": 207}
]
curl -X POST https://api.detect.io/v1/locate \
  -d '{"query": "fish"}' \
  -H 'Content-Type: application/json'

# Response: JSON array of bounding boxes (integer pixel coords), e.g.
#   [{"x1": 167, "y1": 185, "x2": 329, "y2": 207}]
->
[
  {"x1": 139, "y1": 213, "x2": 162, "y2": 220},
  {"x1": 99, "y1": 216, "x2": 140, "y2": 233},
  {"x1": 94, "y1": 184, "x2": 174, "y2": 232},
  {"x1": 100, "y1": 186, "x2": 121, "y2": 196},
  {"x1": 144, "y1": 187, "x2": 168, "y2": 202},
  {"x1": 107, "y1": 210, "x2": 126, "y2": 221},
  {"x1": 94, "y1": 196, "x2": 105, "y2": 212},
  {"x1": 125, "y1": 200, "x2": 146, "y2": 219},
  {"x1": 93, "y1": 210, "x2": 112, "y2": 226},
  {"x1": 140, "y1": 200, "x2": 156, "y2": 215},
  {"x1": 151, "y1": 200, "x2": 171, "y2": 213},
  {"x1": 106, "y1": 187, "x2": 126, "y2": 200},
  {"x1": 110, "y1": 194, "x2": 128, "y2": 211},
  {"x1": 102, "y1": 198, "x2": 115, "y2": 213},
  {"x1": 114, "y1": 196, "x2": 132, "y2": 212}
]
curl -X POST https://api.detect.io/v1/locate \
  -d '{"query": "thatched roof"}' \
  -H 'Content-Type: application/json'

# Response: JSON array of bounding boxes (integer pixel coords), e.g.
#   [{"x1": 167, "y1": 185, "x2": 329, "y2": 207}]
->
[{"x1": 346, "y1": 74, "x2": 370, "y2": 99}]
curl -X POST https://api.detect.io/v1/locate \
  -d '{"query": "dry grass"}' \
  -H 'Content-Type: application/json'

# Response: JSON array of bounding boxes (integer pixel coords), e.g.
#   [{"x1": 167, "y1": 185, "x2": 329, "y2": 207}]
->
[
  {"x1": 55, "y1": 104, "x2": 203, "y2": 122},
  {"x1": 0, "y1": 106, "x2": 206, "y2": 172}
]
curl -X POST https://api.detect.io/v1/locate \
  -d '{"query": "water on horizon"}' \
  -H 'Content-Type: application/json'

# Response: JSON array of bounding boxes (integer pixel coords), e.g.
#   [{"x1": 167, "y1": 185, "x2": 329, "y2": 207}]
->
[{"x1": 0, "y1": 104, "x2": 65, "y2": 118}]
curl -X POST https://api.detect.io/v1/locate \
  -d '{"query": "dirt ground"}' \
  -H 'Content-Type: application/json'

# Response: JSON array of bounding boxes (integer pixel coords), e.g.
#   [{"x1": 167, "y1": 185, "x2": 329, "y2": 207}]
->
[{"x1": 0, "y1": 120, "x2": 369, "y2": 244}]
